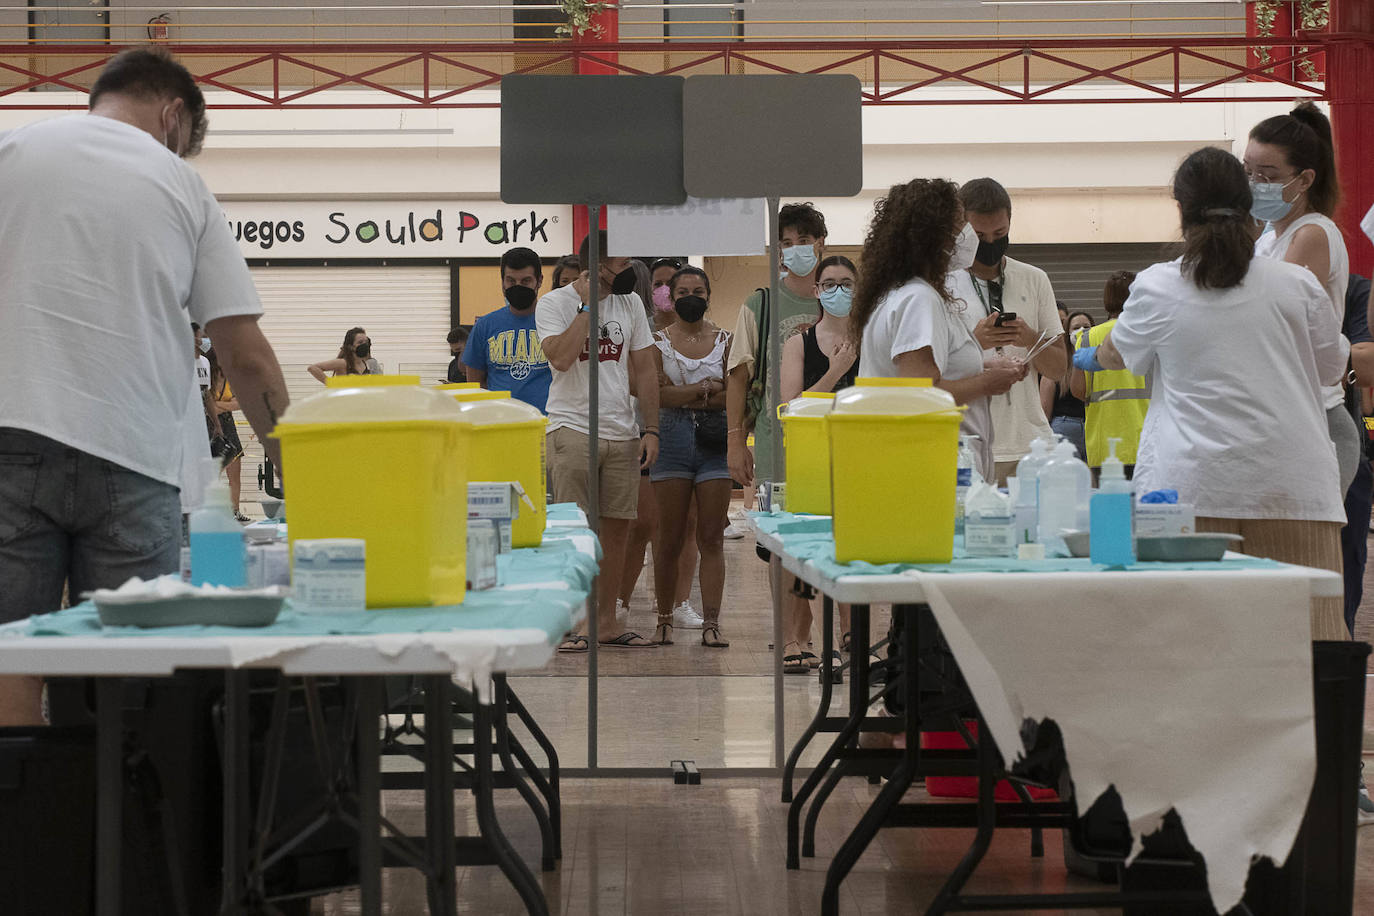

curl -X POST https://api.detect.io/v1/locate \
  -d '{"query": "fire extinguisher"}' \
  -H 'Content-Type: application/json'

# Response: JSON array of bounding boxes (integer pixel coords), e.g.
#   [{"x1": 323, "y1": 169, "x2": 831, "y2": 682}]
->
[{"x1": 146, "y1": 14, "x2": 170, "y2": 41}]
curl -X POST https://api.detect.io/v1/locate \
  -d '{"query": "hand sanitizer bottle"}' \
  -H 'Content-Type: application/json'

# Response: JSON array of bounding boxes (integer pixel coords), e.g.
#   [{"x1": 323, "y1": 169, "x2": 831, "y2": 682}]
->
[
  {"x1": 1090, "y1": 437, "x2": 1135, "y2": 566},
  {"x1": 190, "y1": 459, "x2": 247, "y2": 587}
]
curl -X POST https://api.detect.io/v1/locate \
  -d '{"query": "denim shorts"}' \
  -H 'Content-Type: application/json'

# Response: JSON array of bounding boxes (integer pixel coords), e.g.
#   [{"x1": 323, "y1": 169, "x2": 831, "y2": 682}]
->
[
  {"x1": 649, "y1": 408, "x2": 731, "y2": 485},
  {"x1": 0, "y1": 428, "x2": 181, "y2": 624}
]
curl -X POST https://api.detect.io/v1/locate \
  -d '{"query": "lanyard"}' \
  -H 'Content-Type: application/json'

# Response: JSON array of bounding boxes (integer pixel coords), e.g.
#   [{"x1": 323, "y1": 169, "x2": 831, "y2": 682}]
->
[{"x1": 968, "y1": 270, "x2": 1003, "y2": 316}]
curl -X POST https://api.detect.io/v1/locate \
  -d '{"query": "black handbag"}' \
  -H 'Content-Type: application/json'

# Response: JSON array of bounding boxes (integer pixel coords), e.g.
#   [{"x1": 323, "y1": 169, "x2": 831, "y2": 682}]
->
[{"x1": 692, "y1": 408, "x2": 728, "y2": 453}]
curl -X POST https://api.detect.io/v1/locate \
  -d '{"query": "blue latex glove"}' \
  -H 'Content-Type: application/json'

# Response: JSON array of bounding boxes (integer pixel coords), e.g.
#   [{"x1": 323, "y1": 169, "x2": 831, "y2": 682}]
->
[
  {"x1": 1140, "y1": 489, "x2": 1179, "y2": 505},
  {"x1": 1073, "y1": 345, "x2": 1104, "y2": 372}
]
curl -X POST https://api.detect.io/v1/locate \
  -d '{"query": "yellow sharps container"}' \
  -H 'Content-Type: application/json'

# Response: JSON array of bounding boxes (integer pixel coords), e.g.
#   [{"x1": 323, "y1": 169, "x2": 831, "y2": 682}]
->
[
  {"x1": 826, "y1": 378, "x2": 963, "y2": 564},
  {"x1": 454, "y1": 392, "x2": 548, "y2": 547},
  {"x1": 325, "y1": 374, "x2": 421, "y2": 388},
  {"x1": 779, "y1": 392, "x2": 836, "y2": 515},
  {"x1": 272, "y1": 385, "x2": 470, "y2": 607}
]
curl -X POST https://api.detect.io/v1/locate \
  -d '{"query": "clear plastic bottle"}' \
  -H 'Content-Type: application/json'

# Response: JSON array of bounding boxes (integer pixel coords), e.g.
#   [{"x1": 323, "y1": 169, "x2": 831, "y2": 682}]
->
[
  {"x1": 1036, "y1": 439, "x2": 1091, "y2": 548},
  {"x1": 954, "y1": 434, "x2": 982, "y2": 537},
  {"x1": 1012, "y1": 436, "x2": 1054, "y2": 545},
  {"x1": 190, "y1": 459, "x2": 247, "y2": 587}
]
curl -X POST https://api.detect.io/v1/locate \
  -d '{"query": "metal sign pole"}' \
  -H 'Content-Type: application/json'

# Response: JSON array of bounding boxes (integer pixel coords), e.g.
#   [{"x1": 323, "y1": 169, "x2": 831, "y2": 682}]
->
[
  {"x1": 766, "y1": 196, "x2": 785, "y2": 769},
  {"x1": 586, "y1": 204, "x2": 600, "y2": 771}
]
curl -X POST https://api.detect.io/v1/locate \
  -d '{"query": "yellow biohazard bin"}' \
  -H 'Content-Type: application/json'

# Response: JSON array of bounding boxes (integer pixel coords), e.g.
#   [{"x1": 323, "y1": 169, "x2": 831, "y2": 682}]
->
[
  {"x1": 826, "y1": 378, "x2": 963, "y2": 564},
  {"x1": 324, "y1": 374, "x2": 421, "y2": 388},
  {"x1": 455, "y1": 392, "x2": 549, "y2": 548},
  {"x1": 271, "y1": 385, "x2": 470, "y2": 607},
  {"x1": 779, "y1": 392, "x2": 836, "y2": 515}
]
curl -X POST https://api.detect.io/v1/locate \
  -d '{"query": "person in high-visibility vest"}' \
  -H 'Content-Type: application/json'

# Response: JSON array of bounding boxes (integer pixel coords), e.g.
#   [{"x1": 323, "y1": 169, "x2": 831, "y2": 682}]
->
[{"x1": 1069, "y1": 271, "x2": 1150, "y2": 474}]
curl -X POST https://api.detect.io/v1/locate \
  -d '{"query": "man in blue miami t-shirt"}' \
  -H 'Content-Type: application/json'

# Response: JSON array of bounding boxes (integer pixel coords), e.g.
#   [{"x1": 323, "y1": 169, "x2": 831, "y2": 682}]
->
[{"x1": 463, "y1": 246, "x2": 552, "y2": 413}]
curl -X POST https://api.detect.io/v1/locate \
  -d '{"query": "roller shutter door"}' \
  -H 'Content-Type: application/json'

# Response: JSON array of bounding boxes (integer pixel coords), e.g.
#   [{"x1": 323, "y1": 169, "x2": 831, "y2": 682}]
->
[
  {"x1": 1013, "y1": 242, "x2": 1175, "y2": 321},
  {"x1": 229, "y1": 265, "x2": 451, "y2": 517}
]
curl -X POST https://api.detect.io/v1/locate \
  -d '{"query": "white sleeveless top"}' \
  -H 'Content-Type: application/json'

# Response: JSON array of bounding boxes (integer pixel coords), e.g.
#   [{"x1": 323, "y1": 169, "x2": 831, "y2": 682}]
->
[
  {"x1": 655, "y1": 329, "x2": 729, "y2": 386},
  {"x1": 1254, "y1": 212, "x2": 1350, "y2": 410}
]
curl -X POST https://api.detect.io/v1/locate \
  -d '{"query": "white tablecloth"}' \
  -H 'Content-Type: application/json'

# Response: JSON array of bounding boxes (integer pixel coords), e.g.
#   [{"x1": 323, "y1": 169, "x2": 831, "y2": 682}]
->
[{"x1": 915, "y1": 569, "x2": 1316, "y2": 914}]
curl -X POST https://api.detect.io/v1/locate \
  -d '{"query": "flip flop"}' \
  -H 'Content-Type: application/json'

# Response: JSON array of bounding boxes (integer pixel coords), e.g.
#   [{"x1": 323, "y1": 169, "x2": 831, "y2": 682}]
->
[
  {"x1": 557, "y1": 635, "x2": 588, "y2": 653},
  {"x1": 783, "y1": 654, "x2": 808, "y2": 674},
  {"x1": 598, "y1": 631, "x2": 658, "y2": 649}
]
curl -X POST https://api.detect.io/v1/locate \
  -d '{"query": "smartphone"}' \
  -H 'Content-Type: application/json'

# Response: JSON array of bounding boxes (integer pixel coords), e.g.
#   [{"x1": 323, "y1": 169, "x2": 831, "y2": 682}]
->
[{"x1": 994, "y1": 311, "x2": 1018, "y2": 326}]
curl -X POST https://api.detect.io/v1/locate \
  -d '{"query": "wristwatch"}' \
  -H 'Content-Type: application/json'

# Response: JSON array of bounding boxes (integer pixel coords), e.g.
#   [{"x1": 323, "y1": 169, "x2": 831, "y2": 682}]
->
[{"x1": 576, "y1": 303, "x2": 588, "y2": 314}]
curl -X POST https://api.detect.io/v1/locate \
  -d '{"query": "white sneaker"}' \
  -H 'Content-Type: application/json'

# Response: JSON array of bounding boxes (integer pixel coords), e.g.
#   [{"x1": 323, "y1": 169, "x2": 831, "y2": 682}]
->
[
  {"x1": 673, "y1": 601, "x2": 704, "y2": 629},
  {"x1": 723, "y1": 523, "x2": 747, "y2": 540},
  {"x1": 729, "y1": 507, "x2": 748, "y2": 522}
]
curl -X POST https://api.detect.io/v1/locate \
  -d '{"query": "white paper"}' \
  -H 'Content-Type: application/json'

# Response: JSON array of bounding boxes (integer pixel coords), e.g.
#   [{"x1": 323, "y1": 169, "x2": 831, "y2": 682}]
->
[
  {"x1": 1363, "y1": 202, "x2": 1374, "y2": 247},
  {"x1": 913, "y1": 569, "x2": 1315, "y2": 914},
  {"x1": 608, "y1": 197, "x2": 767, "y2": 256}
]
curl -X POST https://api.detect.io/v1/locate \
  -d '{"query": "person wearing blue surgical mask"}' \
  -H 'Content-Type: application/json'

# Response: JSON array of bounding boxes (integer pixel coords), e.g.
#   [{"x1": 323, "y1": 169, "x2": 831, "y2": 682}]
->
[
  {"x1": 781, "y1": 255, "x2": 860, "y2": 403},
  {"x1": 1244, "y1": 102, "x2": 1358, "y2": 496}
]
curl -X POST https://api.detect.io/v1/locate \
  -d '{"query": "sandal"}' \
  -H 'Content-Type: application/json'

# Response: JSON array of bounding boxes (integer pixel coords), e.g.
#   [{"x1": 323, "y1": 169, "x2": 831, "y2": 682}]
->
[
  {"x1": 801, "y1": 651, "x2": 821, "y2": 670},
  {"x1": 557, "y1": 634, "x2": 588, "y2": 653},
  {"x1": 701, "y1": 624, "x2": 729, "y2": 648},
  {"x1": 840, "y1": 631, "x2": 852, "y2": 654},
  {"x1": 783, "y1": 641, "x2": 807, "y2": 674},
  {"x1": 598, "y1": 631, "x2": 658, "y2": 649},
  {"x1": 653, "y1": 622, "x2": 674, "y2": 645}
]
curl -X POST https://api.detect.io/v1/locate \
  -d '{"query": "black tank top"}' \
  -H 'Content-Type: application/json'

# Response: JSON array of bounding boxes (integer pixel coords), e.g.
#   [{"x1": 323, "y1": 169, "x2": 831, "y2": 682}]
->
[
  {"x1": 802, "y1": 325, "x2": 859, "y2": 393},
  {"x1": 1052, "y1": 380, "x2": 1085, "y2": 420}
]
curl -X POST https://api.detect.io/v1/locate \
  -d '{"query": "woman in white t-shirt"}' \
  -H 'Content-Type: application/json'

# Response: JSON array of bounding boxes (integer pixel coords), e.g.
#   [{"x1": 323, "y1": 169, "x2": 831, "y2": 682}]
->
[
  {"x1": 851, "y1": 178, "x2": 1027, "y2": 482},
  {"x1": 648, "y1": 266, "x2": 732, "y2": 648},
  {"x1": 1087, "y1": 146, "x2": 1348, "y2": 640},
  {"x1": 1244, "y1": 102, "x2": 1359, "y2": 493}
]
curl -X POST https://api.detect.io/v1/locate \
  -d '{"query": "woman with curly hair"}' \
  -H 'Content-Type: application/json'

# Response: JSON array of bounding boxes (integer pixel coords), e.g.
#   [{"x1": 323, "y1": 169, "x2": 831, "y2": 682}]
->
[{"x1": 852, "y1": 178, "x2": 1027, "y2": 480}]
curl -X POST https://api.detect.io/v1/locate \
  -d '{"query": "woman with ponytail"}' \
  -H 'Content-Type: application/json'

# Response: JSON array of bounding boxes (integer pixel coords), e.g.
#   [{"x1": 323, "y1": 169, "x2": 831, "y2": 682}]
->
[
  {"x1": 1244, "y1": 102, "x2": 1360, "y2": 492},
  {"x1": 1082, "y1": 146, "x2": 1348, "y2": 640}
]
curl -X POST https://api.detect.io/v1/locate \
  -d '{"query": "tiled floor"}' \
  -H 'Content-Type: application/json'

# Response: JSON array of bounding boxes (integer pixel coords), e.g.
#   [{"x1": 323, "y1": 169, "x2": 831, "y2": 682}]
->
[{"x1": 308, "y1": 511, "x2": 1374, "y2": 914}]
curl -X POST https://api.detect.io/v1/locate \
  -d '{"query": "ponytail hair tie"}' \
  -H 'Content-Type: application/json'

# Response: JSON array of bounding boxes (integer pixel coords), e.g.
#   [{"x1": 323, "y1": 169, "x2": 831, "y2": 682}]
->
[{"x1": 1202, "y1": 208, "x2": 1244, "y2": 220}]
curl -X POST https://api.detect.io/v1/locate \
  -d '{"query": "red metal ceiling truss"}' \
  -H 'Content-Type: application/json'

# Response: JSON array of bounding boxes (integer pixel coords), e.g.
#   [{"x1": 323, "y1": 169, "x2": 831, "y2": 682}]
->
[{"x1": 0, "y1": 38, "x2": 1335, "y2": 110}]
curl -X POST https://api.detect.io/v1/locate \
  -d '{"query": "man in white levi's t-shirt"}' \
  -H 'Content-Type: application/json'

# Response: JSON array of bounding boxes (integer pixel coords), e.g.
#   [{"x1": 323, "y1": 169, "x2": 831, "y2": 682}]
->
[
  {"x1": 536, "y1": 230, "x2": 660, "y2": 652},
  {"x1": 0, "y1": 48, "x2": 291, "y2": 724}
]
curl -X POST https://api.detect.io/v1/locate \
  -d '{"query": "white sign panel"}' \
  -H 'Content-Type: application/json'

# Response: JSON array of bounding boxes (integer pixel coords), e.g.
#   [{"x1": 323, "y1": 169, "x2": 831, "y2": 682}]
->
[
  {"x1": 608, "y1": 197, "x2": 766, "y2": 256},
  {"x1": 221, "y1": 201, "x2": 573, "y2": 259}
]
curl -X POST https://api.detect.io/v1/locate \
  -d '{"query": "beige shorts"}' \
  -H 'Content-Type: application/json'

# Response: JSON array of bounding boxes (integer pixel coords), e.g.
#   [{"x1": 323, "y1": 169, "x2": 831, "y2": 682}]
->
[{"x1": 547, "y1": 426, "x2": 642, "y2": 520}]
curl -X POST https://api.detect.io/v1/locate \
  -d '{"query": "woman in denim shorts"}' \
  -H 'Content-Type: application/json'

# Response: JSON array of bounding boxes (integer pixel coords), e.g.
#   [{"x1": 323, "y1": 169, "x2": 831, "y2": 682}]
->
[{"x1": 649, "y1": 266, "x2": 732, "y2": 648}]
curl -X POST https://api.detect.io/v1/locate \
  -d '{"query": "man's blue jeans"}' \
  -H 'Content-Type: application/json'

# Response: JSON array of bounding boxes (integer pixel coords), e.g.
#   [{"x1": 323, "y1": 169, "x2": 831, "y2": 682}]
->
[{"x1": 0, "y1": 428, "x2": 180, "y2": 625}]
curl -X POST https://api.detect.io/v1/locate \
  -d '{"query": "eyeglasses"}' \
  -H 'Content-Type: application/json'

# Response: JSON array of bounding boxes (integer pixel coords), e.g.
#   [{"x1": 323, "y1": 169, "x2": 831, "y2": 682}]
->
[
  {"x1": 651, "y1": 258, "x2": 683, "y2": 272},
  {"x1": 819, "y1": 280, "x2": 854, "y2": 293}
]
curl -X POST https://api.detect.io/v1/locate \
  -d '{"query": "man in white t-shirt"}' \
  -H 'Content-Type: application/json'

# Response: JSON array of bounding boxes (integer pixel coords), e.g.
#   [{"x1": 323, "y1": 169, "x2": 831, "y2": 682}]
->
[
  {"x1": 536, "y1": 230, "x2": 660, "y2": 651},
  {"x1": 0, "y1": 48, "x2": 291, "y2": 724},
  {"x1": 950, "y1": 178, "x2": 1068, "y2": 484}
]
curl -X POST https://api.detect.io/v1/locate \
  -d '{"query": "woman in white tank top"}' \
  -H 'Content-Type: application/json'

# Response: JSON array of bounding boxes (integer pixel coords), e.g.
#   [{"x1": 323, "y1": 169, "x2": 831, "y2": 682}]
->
[
  {"x1": 647, "y1": 266, "x2": 733, "y2": 648},
  {"x1": 1245, "y1": 102, "x2": 1359, "y2": 495}
]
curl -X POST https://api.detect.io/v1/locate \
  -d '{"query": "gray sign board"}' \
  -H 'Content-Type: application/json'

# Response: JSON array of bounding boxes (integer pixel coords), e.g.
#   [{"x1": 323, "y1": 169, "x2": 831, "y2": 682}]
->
[
  {"x1": 500, "y1": 74, "x2": 687, "y2": 206},
  {"x1": 682, "y1": 74, "x2": 863, "y2": 199}
]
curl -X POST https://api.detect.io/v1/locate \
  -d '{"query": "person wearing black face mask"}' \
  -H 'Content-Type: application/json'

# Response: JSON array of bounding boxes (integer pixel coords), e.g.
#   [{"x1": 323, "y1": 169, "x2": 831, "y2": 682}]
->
[
  {"x1": 645, "y1": 266, "x2": 733, "y2": 648},
  {"x1": 948, "y1": 177, "x2": 1068, "y2": 484},
  {"x1": 462, "y1": 246, "x2": 552, "y2": 412},
  {"x1": 538, "y1": 230, "x2": 662, "y2": 652},
  {"x1": 308, "y1": 326, "x2": 381, "y2": 382}
]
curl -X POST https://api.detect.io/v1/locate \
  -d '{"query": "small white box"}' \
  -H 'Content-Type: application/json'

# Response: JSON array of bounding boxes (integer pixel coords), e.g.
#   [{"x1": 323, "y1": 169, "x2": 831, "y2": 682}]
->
[
  {"x1": 468, "y1": 482, "x2": 526, "y2": 520},
  {"x1": 469, "y1": 482, "x2": 526, "y2": 554},
  {"x1": 467, "y1": 524, "x2": 499, "y2": 590},
  {"x1": 1134, "y1": 502, "x2": 1196, "y2": 538},
  {"x1": 292, "y1": 539, "x2": 366, "y2": 612}
]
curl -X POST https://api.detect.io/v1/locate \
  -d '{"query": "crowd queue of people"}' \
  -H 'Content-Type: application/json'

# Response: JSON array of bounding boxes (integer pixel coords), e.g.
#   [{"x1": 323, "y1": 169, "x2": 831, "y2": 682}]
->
[{"x1": 294, "y1": 98, "x2": 1374, "y2": 677}]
